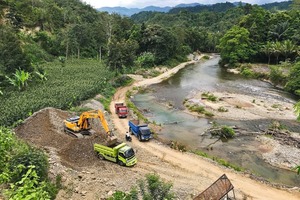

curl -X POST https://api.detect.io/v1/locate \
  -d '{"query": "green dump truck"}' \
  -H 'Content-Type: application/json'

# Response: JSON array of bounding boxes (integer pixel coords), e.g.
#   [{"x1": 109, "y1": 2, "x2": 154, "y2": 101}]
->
[{"x1": 94, "y1": 142, "x2": 137, "y2": 166}]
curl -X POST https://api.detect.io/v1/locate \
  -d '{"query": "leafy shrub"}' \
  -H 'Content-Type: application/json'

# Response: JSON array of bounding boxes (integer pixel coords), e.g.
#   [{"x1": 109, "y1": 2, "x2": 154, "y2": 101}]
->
[
  {"x1": 202, "y1": 92, "x2": 218, "y2": 102},
  {"x1": 240, "y1": 67, "x2": 255, "y2": 78},
  {"x1": 109, "y1": 174, "x2": 174, "y2": 200},
  {"x1": 135, "y1": 52, "x2": 155, "y2": 68},
  {"x1": 9, "y1": 148, "x2": 48, "y2": 183},
  {"x1": 0, "y1": 127, "x2": 15, "y2": 173},
  {"x1": 270, "y1": 66, "x2": 287, "y2": 86},
  {"x1": 187, "y1": 104, "x2": 214, "y2": 117},
  {"x1": 220, "y1": 126, "x2": 235, "y2": 138},
  {"x1": 111, "y1": 75, "x2": 133, "y2": 88},
  {"x1": 138, "y1": 174, "x2": 174, "y2": 200},
  {"x1": 108, "y1": 189, "x2": 138, "y2": 200},
  {"x1": 5, "y1": 165, "x2": 51, "y2": 200}
]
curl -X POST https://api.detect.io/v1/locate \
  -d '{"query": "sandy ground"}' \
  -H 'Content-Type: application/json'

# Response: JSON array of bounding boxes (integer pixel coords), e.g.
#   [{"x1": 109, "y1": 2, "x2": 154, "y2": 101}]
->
[
  {"x1": 12, "y1": 56, "x2": 300, "y2": 200},
  {"x1": 186, "y1": 91, "x2": 297, "y2": 121},
  {"x1": 110, "y1": 57, "x2": 300, "y2": 199}
]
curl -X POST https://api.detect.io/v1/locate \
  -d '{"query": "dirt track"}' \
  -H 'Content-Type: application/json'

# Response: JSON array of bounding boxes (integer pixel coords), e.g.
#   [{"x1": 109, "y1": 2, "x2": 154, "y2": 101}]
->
[
  {"x1": 110, "y1": 79, "x2": 300, "y2": 200},
  {"x1": 13, "y1": 58, "x2": 300, "y2": 199}
]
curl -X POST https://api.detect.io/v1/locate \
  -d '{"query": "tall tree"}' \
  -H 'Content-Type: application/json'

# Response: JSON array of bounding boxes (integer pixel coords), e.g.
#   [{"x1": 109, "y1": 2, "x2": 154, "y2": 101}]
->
[
  {"x1": 218, "y1": 25, "x2": 253, "y2": 66},
  {"x1": 0, "y1": 25, "x2": 32, "y2": 74}
]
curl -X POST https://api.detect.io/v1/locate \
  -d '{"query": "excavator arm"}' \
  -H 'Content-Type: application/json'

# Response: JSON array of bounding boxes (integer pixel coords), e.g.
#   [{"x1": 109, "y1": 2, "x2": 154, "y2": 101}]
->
[
  {"x1": 64, "y1": 110, "x2": 117, "y2": 144},
  {"x1": 77, "y1": 110, "x2": 113, "y2": 136}
]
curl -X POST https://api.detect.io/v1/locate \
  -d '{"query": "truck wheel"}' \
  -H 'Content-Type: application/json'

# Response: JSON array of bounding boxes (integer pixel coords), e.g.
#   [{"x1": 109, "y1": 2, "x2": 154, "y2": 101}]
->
[
  {"x1": 138, "y1": 134, "x2": 142, "y2": 141},
  {"x1": 97, "y1": 153, "x2": 104, "y2": 160},
  {"x1": 129, "y1": 127, "x2": 133, "y2": 135},
  {"x1": 118, "y1": 160, "x2": 124, "y2": 166}
]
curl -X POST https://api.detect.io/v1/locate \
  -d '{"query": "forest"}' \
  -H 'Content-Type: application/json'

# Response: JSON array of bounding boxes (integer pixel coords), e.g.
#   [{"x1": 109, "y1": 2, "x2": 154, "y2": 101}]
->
[{"x1": 0, "y1": 0, "x2": 299, "y2": 199}]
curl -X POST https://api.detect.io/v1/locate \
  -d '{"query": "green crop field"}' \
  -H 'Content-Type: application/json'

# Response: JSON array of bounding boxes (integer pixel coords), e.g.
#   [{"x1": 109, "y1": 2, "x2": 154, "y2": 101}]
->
[{"x1": 0, "y1": 59, "x2": 115, "y2": 127}]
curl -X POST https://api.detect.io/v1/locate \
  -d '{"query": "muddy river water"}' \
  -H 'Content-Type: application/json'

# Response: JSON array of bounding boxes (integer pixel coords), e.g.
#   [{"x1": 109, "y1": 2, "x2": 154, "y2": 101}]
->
[{"x1": 131, "y1": 55, "x2": 300, "y2": 187}]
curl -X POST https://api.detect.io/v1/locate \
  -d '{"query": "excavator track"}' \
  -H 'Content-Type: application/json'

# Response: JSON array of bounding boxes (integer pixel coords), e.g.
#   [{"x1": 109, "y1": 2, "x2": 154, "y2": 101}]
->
[{"x1": 64, "y1": 126, "x2": 84, "y2": 138}]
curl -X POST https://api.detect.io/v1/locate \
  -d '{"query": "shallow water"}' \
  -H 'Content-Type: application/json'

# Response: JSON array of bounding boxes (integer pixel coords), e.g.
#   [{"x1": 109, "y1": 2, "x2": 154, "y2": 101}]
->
[{"x1": 131, "y1": 55, "x2": 300, "y2": 187}]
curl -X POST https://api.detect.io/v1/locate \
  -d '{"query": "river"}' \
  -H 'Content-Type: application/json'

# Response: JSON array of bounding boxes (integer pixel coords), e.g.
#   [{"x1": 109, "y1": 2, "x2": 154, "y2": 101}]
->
[{"x1": 131, "y1": 54, "x2": 300, "y2": 187}]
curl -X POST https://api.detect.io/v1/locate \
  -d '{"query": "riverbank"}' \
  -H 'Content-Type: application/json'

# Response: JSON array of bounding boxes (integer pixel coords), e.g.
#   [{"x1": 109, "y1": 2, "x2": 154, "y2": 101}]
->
[
  {"x1": 128, "y1": 54, "x2": 300, "y2": 173},
  {"x1": 110, "y1": 55, "x2": 300, "y2": 199}
]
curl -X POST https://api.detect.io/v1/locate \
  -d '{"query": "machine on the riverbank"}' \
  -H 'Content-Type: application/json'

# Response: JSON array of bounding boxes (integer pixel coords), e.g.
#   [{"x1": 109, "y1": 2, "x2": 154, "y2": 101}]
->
[
  {"x1": 94, "y1": 142, "x2": 137, "y2": 166},
  {"x1": 128, "y1": 120, "x2": 152, "y2": 141}
]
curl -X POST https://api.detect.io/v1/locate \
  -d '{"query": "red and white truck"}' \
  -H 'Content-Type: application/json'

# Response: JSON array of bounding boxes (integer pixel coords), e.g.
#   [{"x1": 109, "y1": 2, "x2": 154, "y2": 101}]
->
[{"x1": 114, "y1": 103, "x2": 128, "y2": 118}]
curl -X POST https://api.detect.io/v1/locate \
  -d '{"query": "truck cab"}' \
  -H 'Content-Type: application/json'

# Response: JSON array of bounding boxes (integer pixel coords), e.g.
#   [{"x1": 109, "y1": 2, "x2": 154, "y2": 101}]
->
[{"x1": 117, "y1": 145, "x2": 137, "y2": 166}]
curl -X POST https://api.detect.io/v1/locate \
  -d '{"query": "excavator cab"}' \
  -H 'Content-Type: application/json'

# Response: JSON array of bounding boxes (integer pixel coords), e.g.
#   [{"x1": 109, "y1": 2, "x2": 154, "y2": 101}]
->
[{"x1": 63, "y1": 110, "x2": 118, "y2": 145}]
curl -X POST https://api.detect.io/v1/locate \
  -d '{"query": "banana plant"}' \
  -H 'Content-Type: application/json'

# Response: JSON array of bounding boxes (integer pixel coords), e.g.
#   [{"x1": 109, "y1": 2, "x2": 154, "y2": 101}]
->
[
  {"x1": 35, "y1": 71, "x2": 47, "y2": 81},
  {"x1": 6, "y1": 69, "x2": 31, "y2": 91}
]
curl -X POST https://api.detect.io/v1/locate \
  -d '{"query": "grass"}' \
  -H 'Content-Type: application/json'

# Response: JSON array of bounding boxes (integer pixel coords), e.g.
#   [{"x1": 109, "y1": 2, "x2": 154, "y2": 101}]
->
[
  {"x1": 201, "y1": 92, "x2": 218, "y2": 102},
  {"x1": 186, "y1": 104, "x2": 214, "y2": 117},
  {"x1": 193, "y1": 150, "x2": 244, "y2": 172}
]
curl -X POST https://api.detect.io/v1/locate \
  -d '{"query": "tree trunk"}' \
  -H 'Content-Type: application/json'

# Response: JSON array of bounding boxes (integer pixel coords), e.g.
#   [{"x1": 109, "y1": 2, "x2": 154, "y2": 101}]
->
[{"x1": 65, "y1": 40, "x2": 69, "y2": 60}]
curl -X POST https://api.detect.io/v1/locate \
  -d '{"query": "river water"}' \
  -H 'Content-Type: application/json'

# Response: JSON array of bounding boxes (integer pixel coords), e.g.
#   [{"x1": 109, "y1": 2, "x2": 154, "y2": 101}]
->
[{"x1": 131, "y1": 54, "x2": 300, "y2": 187}]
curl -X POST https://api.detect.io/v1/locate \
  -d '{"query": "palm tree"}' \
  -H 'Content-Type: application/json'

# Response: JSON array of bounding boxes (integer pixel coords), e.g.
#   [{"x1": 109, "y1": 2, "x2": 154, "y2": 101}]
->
[
  {"x1": 281, "y1": 40, "x2": 297, "y2": 61},
  {"x1": 269, "y1": 21, "x2": 290, "y2": 41},
  {"x1": 271, "y1": 41, "x2": 282, "y2": 64},
  {"x1": 261, "y1": 41, "x2": 273, "y2": 64}
]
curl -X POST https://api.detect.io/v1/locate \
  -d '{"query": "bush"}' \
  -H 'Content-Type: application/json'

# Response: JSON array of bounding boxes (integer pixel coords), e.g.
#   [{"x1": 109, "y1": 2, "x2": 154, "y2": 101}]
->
[
  {"x1": 109, "y1": 174, "x2": 174, "y2": 200},
  {"x1": 135, "y1": 52, "x2": 155, "y2": 68},
  {"x1": 240, "y1": 67, "x2": 255, "y2": 78},
  {"x1": 9, "y1": 148, "x2": 48, "y2": 183},
  {"x1": 5, "y1": 165, "x2": 51, "y2": 200},
  {"x1": 111, "y1": 75, "x2": 133, "y2": 88},
  {"x1": 270, "y1": 66, "x2": 287, "y2": 86},
  {"x1": 138, "y1": 174, "x2": 174, "y2": 200},
  {"x1": 201, "y1": 92, "x2": 218, "y2": 102},
  {"x1": 221, "y1": 126, "x2": 235, "y2": 138},
  {"x1": 0, "y1": 127, "x2": 15, "y2": 172}
]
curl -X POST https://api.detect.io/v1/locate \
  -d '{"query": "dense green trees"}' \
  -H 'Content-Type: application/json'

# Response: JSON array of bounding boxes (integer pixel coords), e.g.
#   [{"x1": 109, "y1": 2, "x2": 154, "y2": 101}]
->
[
  {"x1": 218, "y1": 26, "x2": 253, "y2": 66},
  {"x1": 0, "y1": 25, "x2": 32, "y2": 76}
]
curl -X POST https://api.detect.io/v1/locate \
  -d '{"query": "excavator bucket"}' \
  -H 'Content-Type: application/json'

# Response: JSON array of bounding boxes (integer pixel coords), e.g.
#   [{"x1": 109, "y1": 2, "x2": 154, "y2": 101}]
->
[{"x1": 106, "y1": 135, "x2": 118, "y2": 146}]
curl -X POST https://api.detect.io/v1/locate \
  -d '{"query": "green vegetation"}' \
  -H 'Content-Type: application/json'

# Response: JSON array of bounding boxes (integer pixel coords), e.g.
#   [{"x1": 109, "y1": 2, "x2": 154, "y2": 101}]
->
[
  {"x1": 0, "y1": 0, "x2": 300, "y2": 197},
  {"x1": 0, "y1": 59, "x2": 115, "y2": 127},
  {"x1": 108, "y1": 173, "x2": 174, "y2": 200},
  {"x1": 217, "y1": 106, "x2": 228, "y2": 112},
  {"x1": 0, "y1": 127, "x2": 60, "y2": 199},
  {"x1": 209, "y1": 125, "x2": 236, "y2": 139},
  {"x1": 193, "y1": 150, "x2": 244, "y2": 172},
  {"x1": 201, "y1": 92, "x2": 218, "y2": 102},
  {"x1": 295, "y1": 165, "x2": 300, "y2": 175},
  {"x1": 186, "y1": 104, "x2": 214, "y2": 117}
]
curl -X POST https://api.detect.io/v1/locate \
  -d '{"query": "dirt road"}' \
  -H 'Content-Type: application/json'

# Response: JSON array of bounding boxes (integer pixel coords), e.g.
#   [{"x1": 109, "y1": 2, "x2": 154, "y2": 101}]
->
[{"x1": 109, "y1": 61, "x2": 300, "y2": 199}]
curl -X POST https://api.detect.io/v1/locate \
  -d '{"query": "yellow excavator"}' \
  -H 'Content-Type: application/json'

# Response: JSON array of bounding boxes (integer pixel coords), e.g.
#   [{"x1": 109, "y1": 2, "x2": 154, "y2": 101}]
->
[{"x1": 63, "y1": 110, "x2": 118, "y2": 145}]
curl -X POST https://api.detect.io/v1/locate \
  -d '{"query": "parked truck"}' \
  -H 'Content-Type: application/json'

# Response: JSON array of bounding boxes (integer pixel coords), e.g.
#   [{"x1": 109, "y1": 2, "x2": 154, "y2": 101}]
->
[
  {"x1": 114, "y1": 103, "x2": 128, "y2": 118},
  {"x1": 94, "y1": 142, "x2": 137, "y2": 166},
  {"x1": 128, "y1": 120, "x2": 152, "y2": 141}
]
